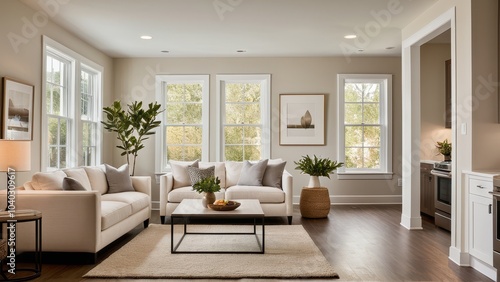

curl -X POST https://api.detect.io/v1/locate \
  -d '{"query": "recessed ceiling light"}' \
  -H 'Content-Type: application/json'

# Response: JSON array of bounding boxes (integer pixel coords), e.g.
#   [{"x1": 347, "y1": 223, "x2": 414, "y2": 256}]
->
[
  {"x1": 161, "y1": 50, "x2": 169, "y2": 53},
  {"x1": 385, "y1": 46, "x2": 395, "y2": 50},
  {"x1": 344, "y1": 34, "x2": 357, "y2": 39},
  {"x1": 358, "y1": 49, "x2": 364, "y2": 52},
  {"x1": 140, "y1": 35, "x2": 152, "y2": 40},
  {"x1": 236, "y1": 50, "x2": 246, "y2": 53}
]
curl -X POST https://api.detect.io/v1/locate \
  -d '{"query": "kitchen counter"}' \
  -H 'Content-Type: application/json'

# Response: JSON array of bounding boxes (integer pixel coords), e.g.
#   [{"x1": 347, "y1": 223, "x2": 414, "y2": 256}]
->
[
  {"x1": 421, "y1": 160, "x2": 439, "y2": 165},
  {"x1": 462, "y1": 170, "x2": 500, "y2": 178}
]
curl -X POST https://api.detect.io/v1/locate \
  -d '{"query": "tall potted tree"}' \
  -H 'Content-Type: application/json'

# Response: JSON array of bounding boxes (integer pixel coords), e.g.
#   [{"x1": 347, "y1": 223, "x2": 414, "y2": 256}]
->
[
  {"x1": 294, "y1": 155, "x2": 343, "y2": 218},
  {"x1": 101, "y1": 101, "x2": 163, "y2": 176}
]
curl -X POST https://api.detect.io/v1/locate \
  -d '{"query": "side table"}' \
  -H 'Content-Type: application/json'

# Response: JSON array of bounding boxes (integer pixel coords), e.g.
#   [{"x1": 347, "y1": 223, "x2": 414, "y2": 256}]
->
[
  {"x1": 0, "y1": 210, "x2": 42, "y2": 281},
  {"x1": 300, "y1": 187, "x2": 331, "y2": 218}
]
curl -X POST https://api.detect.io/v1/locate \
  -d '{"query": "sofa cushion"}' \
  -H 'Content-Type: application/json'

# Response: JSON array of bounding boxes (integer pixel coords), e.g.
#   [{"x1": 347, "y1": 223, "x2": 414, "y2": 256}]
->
[
  {"x1": 101, "y1": 201, "x2": 132, "y2": 230},
  {"x1": 101, "y1": 192, "x2": 150, "y2": 214},
  {"x1": 225, "y1": 186, "x2": 285, "y2": 203},
  {"x1": 104, "y1": 164, "x2": 135, "y2": 194},
  {"x1": 187, "y1": 166, "x2": 214, "y2": 186},
  {"x1": 63, "y1": 168, "x2": 92, "y2": 191},
  {"x1": 62, "y1": 177, "x2": 86, "y2": 191},
  {"x1": 31, "y1": 170, "x2": 67, "y2": 190},
  {"x1": 170, "y1": 160, "x2": 199, "y2": 189},
  {"x1": 262, "y1": 161, "x2": 287, "y2": 189},
  {"x1": 225, "y1": 161, "x2": 243, "y2": 187},
  {"x1": 199, "y1": 162, "x2": 226, "y2": 188},
  {"x1": 84, "y1": 166, "x2": 108, "y2": 195},
  {"x1": 237, "y1": 159, "x2": 268, "y2": 186},
  {"x1": 167, "y1": 186, "x2": 226, "y2": 203}
]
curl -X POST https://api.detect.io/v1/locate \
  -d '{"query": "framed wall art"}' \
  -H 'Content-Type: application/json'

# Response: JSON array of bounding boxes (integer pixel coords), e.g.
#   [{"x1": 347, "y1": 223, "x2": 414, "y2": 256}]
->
[
  {"x1": 2, "y1": 77, "x2": 34, "y2": 140},
  {"x1": 279, "y1": 94, "x2": 325, "y2": 145}
]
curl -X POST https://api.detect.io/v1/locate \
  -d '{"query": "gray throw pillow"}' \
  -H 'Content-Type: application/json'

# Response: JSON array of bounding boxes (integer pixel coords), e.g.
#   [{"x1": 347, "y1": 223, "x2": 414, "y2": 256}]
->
[
  {"x1": 237, "y1": 159, "x2": 269, "y2": 186},
  {"x1": 262, "y1": 161, "x2": 287, "y2": 189},
  {"x1": 187, "y1": 166, "x2": 215, "y2": 186},
  {"x1": 62, "y1": 177, "x2": 86, "y2": 191},
  {"x1": 104, "y1": 164, "x2": 135, "y2": 194}
]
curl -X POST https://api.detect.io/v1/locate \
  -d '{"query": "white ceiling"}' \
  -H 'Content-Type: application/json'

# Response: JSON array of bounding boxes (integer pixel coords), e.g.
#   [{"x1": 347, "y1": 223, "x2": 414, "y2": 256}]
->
[{"x1": 22, "y1": 0, "x2": 438, "y2": 58}]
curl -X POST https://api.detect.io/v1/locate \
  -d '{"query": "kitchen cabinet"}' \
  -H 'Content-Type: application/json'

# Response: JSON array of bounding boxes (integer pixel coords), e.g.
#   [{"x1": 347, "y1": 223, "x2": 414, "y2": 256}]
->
[
  {"x1": 420, "y1": 163, "x2": 435, "y2": 216},
  {"x1": 465, "y1": 171, "x2": 497, "y2": 273}
]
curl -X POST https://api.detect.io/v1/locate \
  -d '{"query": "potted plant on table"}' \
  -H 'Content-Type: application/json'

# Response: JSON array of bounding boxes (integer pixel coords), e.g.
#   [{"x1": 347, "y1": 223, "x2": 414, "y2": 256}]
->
[
  {"x1": 192, "y1": 176, "x2": 221, "y2": 208},
  {"x1": 294, "y1": 155, "x2": 343, "y2": 218},
  {"x1": 436, "y1": 139, "x2": 452, "y2": 161}
]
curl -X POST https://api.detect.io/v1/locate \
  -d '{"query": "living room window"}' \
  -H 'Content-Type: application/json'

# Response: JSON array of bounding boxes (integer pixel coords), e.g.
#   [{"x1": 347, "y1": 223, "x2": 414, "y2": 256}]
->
[
  {"x1": 42, "y1": 36, "x2": 103, "y2": 170},
  {"x1": 337, "y1": 74, "x2": 393, "y2": 179},
  {"x1": 216, "y1": 75, "x2": 270, "y2": 161},
  {"x1": 155, "y1": 75, "x2": 209, "y2": 172}
]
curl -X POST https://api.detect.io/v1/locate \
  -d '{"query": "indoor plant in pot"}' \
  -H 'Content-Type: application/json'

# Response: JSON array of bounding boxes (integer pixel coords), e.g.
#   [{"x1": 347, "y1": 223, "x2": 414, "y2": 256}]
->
[
  {"x1": 294, "y1": 155, "x2": 343, "y2": 218},
  {"x1": 436, "y1": 139, "x2": 452, "y2": 161},
  {"x1": 294, "y1": 155, "x2": 343, "y2": 187},
  {"x1": 192, "y1": 176, "x2": 221, "y2": 208},
  {"x1": 101, "y1": 101, "x2": 163, "y2": 176}
]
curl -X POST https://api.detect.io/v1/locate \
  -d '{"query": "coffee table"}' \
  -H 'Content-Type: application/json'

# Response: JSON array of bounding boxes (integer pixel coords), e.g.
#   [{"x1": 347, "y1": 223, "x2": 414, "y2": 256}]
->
[{"x1": 170, "y1": 199, "x2": 265, "y2": 254}]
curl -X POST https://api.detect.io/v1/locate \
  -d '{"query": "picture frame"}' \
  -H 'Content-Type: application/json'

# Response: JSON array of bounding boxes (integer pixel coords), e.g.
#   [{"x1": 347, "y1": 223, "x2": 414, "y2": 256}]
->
[
  {"x1": 279, "y1": 94, "x2": 325, "y2": 145},
  {"x1": 2, "y1": 77, "x2": 34, "y2": 140}
]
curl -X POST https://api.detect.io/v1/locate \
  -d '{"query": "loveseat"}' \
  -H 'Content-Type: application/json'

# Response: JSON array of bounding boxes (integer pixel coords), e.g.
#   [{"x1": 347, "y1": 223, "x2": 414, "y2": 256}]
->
[
  {"x1": 159, "y1": 159, "x2": 293, "y2": 224},
  {"x1": 0, "y1": 164, "x2": 151, "y2": 263}
]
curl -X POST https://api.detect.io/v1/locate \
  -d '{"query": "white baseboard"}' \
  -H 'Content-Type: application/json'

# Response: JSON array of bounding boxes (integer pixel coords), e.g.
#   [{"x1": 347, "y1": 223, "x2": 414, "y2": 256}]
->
[
  {"x1": 152, "y1": 200, "x2": 160, "y2": 211},
  {"x1": 470, "y1": 256, "x2": 497, "y2": 281},
  {"x1": 449, "y1": 246, "x2": 470, "y2": 266},
  {"x1": 293, "y1": 194, "x2": 402, "y2": 205}
]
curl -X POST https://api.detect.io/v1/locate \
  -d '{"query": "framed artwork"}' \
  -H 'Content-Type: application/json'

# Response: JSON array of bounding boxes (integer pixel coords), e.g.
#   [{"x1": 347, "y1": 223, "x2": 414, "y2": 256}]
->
[
  {"x1": 2, "y1": 77, "x2": 34, "y2": 140},
  {"x1": 279, "y1": 94, "x2": 325, "y2": 145}
]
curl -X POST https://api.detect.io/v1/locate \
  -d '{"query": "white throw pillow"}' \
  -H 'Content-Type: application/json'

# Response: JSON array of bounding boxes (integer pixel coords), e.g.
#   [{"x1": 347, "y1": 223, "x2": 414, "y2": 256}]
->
[
  {"x1": 170, "y1": 160, "x2": 199, "y2": 189},
  {"x1": 225, "y1": 161, "x2": 243, "y2": 187},
  {"x1": 31, "y1": 170, "x2": 67, "y2": 190},
  {"x1": 84, "y1": 166, "x2": 108, "y2": 195}
]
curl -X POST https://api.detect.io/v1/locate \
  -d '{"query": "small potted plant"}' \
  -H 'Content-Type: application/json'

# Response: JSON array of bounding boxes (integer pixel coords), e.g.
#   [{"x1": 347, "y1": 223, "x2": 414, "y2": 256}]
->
[
  {"x1": 192, "y1": 176, "x2": 221, "y2": 208},
  {"x1": 294, "y1": 155, "x2": 343, "y2": 188},
  {"x1": 436, "y1": 139, "x2": 452, "y2": 161}
]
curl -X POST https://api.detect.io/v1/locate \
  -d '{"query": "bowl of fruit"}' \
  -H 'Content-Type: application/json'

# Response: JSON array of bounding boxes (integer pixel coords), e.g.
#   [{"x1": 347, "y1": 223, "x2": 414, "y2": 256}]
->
[{"x1": 208, "y1": 199, "x2": 241, "y2": 211}]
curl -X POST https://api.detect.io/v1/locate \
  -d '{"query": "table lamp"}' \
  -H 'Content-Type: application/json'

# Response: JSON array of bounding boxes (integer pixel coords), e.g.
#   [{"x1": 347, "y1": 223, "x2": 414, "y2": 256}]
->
[{"x1": 0, "y1": 140, "x2": 31, "y2": 210}]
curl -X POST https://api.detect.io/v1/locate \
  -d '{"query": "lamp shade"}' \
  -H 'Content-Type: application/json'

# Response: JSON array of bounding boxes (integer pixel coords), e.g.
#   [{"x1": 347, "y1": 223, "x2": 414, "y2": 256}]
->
[{"x1": 0, "y1": 140, "x2": 31, "y2": 172}]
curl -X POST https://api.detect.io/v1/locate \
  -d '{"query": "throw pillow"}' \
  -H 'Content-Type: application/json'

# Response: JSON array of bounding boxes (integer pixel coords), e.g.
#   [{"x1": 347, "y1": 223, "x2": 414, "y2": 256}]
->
[
  {"x1": 237, "y1": 159, "x2": 269, "y2": 186},
  {"x1": 104, "y1": 164, "x2": 135, "y2": 194},
  {"x1": 62, "y1": 177, "x2": 86, "y2": 191},
  {"x1": 225, "y1": 161, "x2": 243, "y2": 187},
  {"x1": 31, "y1": 170, "x2": 67, "y2": 190},
  {"x1": 170, "y1": 160, "x2": 199, "y2": 189},
  {"x1": 83, "y1": 166, "x2": 108, "y2": 194},
  {"x1": 187, "y1": 166, "x2": 215, "y2": 186},
  {"x1": 63, "y1": 168, "x2": 92, "y2": 191},
  {"x1": 262, "y1": 161, "x2": 287, "y2": 189}
]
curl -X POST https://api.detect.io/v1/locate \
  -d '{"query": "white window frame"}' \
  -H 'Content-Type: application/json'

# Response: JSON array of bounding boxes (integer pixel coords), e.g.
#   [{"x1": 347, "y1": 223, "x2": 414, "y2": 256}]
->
[
  {"x1": 337, "y1": 74, "x2": 393, "y2": 180},
  {"x1": 42, "y1": 36, "x2": 103, "y2": 171},
  {"x1": 155, "y1": 75, "x2": 210, "y2": 173},
  {"x1": 216, "y1": 74, "x2": 271, "y2": 161}
]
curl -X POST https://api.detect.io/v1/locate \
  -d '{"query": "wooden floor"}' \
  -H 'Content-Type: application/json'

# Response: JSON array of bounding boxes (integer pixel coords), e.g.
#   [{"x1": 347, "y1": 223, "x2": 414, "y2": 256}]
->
[{"x1": 28, "y1": 205, "x2": 492, "y2": 281}]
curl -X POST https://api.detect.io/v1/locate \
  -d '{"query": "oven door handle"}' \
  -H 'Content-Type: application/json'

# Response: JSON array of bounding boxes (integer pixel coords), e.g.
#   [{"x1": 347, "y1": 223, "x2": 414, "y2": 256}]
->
[{"x1": 430, "y1": 170, "x2": 451, "y2": 178}]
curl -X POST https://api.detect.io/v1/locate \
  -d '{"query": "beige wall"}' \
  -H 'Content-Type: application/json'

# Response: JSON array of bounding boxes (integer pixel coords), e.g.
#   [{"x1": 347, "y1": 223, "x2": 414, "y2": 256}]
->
[
  {"x1": 113, "y1": 57, "x2": 403, "y2": 203},
  {"x1": 0, "y1": 0, "x2": 114, "y2": 186},
  {"x1": 420, "y1": 43, "x2": 452, "y2": 161}
]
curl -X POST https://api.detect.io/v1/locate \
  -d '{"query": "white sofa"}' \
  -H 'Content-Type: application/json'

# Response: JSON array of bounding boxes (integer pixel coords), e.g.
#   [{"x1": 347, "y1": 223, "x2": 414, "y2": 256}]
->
[
  {"x1": 0, "y1": 164, "x2": 151, "y2": 263},
  {"x1": 159, "y1": 159, "x2": 293, "y2": 224}
]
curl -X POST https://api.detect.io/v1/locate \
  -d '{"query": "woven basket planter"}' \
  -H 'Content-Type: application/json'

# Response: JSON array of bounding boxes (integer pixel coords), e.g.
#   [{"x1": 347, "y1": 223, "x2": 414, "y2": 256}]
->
[{"x1": 300, "y1": 187, "x2": 330, "y2": 218}]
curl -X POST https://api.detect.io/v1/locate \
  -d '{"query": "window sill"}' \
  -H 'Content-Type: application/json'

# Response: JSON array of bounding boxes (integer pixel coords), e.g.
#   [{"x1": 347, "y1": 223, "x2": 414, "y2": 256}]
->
[{"x1": 337, "y1": 172, "x2": 394, "y2": 180}]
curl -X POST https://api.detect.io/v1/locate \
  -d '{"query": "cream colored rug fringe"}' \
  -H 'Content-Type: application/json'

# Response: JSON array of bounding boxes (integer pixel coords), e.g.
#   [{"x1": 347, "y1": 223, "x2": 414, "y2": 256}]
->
[{"x1": 84, "y1": 224, "x2": 338, "y2": 279}]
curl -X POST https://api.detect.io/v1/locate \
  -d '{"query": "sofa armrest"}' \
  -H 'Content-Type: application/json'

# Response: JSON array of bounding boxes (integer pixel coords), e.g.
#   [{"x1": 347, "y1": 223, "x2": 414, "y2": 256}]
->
[
  {"x1": 159, "y1": 173, "x2": 174, "y2": 216},
  {"x1": 282, "y1": 170, "x2": 294, "y2": 216},
  {"x1": 131, "y1": 176, "x2": 151, "y2": 196},
  {"x1": 0, "y1": 190, "x2": 101, "y2": 253}
]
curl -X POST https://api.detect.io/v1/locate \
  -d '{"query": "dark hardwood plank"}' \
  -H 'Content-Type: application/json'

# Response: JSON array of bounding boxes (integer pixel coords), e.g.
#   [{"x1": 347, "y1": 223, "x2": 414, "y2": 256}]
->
[{"x1": 28, "y1": 205, "x2": 492, "y2": 281}]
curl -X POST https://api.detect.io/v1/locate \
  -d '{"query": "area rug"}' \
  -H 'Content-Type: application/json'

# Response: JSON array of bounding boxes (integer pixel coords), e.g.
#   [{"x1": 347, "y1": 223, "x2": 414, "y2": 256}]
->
[{"x1": 84, "y1": 224, "x2": 339, "y2": 279}]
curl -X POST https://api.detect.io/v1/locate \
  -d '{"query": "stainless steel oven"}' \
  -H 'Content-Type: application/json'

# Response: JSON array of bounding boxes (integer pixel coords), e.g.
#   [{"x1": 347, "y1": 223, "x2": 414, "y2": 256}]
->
[
  {"x1": 431, "y1": 161, "x2": 452, "y2": 231},
  {"x1": 491, "y1": 176, "x2": 500, "y2": 280}
]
